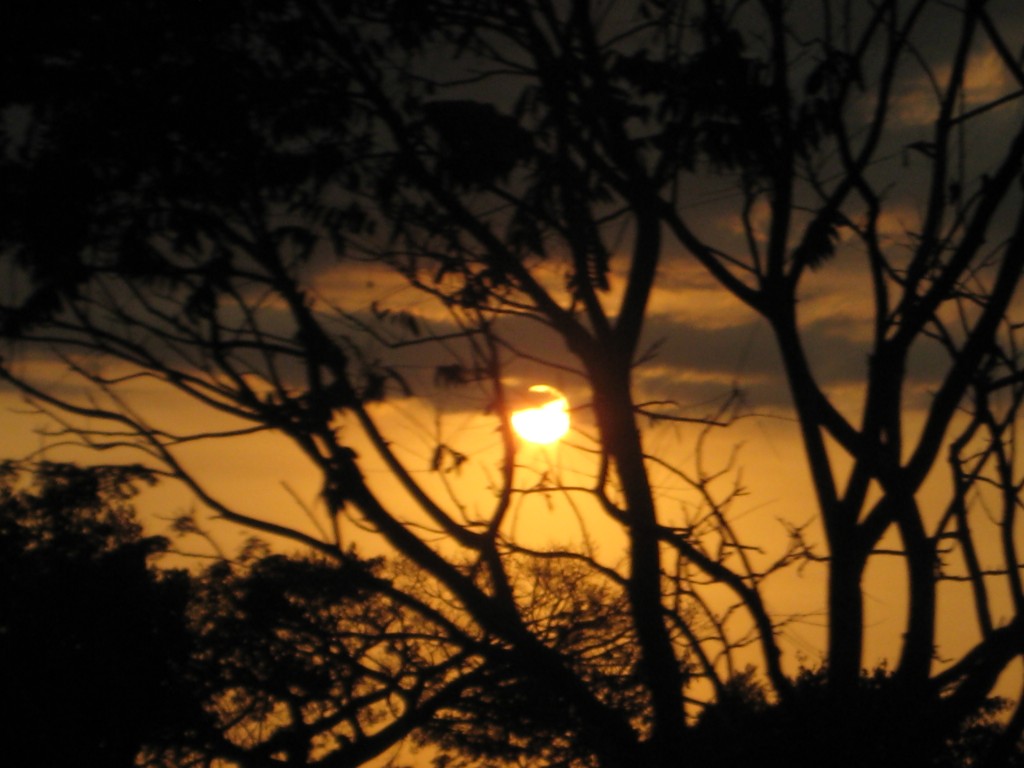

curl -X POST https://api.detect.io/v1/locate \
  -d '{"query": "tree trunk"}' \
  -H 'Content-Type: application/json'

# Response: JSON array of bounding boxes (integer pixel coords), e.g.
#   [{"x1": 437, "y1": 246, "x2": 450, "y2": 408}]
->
[
  {"x1": 589, "y1": 357, "x2": 688, "y2": 767},
  {"x1": 828, "y1": 542, "x2": 865, "y2": 696}
]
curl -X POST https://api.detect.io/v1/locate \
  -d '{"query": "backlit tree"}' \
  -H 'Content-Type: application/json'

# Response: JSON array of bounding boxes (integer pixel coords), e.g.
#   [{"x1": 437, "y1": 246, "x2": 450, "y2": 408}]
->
[{"x1": 4, "y1": 1, "x2": 1024, "y2": 765}]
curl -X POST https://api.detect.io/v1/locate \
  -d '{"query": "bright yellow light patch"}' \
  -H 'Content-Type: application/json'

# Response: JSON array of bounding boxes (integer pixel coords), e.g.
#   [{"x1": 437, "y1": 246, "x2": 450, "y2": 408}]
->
[{"x1": 511, "y1": 385, "x2": 570, "y2": 444}]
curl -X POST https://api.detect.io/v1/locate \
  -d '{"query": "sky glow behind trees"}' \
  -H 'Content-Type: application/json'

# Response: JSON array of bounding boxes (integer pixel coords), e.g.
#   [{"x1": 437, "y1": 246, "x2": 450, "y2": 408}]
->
[{"x1": 5, "y1": 1, "x2": 1024, "y2": 766}]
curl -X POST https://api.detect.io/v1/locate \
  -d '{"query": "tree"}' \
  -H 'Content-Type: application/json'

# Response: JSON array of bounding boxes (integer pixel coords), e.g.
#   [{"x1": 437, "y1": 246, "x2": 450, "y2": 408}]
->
[
  {"x1": 4, "y1": 0, "x2": 1024, "y2": 765},
  {"x1": 175, "y1": 541, "x2": 644, "y2": 768},
  {"x1": 0, "y1": 462, "x2": 195, "y2": 767},
  {"x1": 0, "y1": 459, "x2": 481, "y2": 768}
]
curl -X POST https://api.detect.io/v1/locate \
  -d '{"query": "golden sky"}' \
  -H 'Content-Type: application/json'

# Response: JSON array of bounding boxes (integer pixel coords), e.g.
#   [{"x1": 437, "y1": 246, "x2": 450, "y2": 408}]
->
[{"x1": 4, "y1": 2, "x2": 1024, "y2": 729}]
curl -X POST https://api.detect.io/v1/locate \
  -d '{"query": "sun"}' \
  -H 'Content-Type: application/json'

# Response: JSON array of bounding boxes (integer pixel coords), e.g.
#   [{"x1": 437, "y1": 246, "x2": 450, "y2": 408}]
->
[{"x1": 510, "y1": 385, "x2": 570, "y2": 444}]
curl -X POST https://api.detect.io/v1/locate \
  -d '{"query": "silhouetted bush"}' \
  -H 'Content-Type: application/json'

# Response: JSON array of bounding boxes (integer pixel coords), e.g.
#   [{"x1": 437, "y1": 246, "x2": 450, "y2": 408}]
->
[{"x1": 0, "y1": 463, "x2": 195, "y2": 767}]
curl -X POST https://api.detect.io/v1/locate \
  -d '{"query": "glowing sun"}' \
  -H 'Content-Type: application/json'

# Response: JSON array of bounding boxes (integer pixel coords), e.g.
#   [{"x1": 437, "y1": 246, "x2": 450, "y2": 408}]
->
[{"x1": 510, "y1": 385, "x2": 570, "y2": 444}]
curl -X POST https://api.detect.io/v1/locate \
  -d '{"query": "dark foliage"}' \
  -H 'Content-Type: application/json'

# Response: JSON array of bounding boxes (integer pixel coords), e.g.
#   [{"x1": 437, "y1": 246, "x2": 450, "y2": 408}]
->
[
  {"x1": 0, "y1": 463, "x2": 195, "y2": 767},
  {"x1": 4, "y1": 1, "x2": 1024, "y2": 767},
  {"x1": 690, "y1": 667, "x2": 1023, "y2": 768}
]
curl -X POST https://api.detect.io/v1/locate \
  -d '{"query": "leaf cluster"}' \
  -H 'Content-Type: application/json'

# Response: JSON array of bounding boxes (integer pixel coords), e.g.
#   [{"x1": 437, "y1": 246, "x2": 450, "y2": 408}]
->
[
  {"x1": 689, "y1": 666, "x2": 1023, "y2": 768},
  {"x1": 0, "y1": 462, "x2": 195, "y2": 768}
]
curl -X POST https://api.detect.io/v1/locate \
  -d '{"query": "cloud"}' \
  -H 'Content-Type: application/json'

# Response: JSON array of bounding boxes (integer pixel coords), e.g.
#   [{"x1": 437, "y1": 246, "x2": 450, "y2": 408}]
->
[
  {"x1": 634, "y1": 284, "x2": 966, "y2": 419},
  {"x1": 893, "y1": 30, "x2": 1024, "y2": 127},
  {"x1": 635, "y1": 313, "x2": 866, "y2": 410}
]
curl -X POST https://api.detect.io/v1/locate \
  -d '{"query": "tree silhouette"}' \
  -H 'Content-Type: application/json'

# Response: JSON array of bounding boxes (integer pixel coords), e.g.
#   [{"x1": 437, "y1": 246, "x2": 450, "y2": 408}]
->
[
  {"x1": 0, "y1": 462, "x2": 194, "y2": 767},
  {"x1": 171, "y1": 544, "x2": 646, "y2": 767},
  {"x1": 4, "y1": 1, "x2": 1024, "y2": 766}
]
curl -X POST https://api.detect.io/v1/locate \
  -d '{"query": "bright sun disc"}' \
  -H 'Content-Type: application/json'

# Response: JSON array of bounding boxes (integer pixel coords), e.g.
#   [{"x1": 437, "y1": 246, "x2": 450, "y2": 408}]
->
[{"x1": 510, "y1": 385, "x2": 570, "y2": 444}]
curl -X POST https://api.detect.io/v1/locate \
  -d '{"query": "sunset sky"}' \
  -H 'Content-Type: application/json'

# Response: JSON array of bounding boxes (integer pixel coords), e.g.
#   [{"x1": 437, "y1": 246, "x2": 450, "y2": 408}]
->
[{"x1": 4, "y1": 4, "x2": 1024, "y2": 747}]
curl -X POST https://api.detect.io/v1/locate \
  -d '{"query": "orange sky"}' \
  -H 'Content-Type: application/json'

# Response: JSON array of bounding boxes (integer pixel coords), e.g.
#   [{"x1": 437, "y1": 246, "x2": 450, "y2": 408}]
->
[{"x1": 4, "y1": 7, "x2": 1024, "y2": 755}]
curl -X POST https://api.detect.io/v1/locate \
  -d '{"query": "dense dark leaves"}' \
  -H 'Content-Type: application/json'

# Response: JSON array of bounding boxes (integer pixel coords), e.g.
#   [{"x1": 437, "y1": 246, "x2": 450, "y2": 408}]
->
[
  {"x1": 424, "y1": 100, "x2": 535, "y2": 188},
  {"x1": 0, "y1": 463, "x2": 196, "y2": 768},
  {"x1": 413, "y1": 557, "x2": 646, "y2": 768},
  {"x1": 0, "y1": 0, "x2": 831, "y2": 331},
  {"x1": 0, "y1": 464, "x2": 469, "y2": 767},
  {"x1": 792, "y1": 211, "x2": 843, "y2": 270},
  {"x1": 0, "y1": 0, "x2": 371, "y2": 333},
  {"x1": 6, "y1": 462, "x2": 1017, "y2": 768},
  {"x1": 689, "y1": 667, "x2": 1023, "y2": 768}
]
